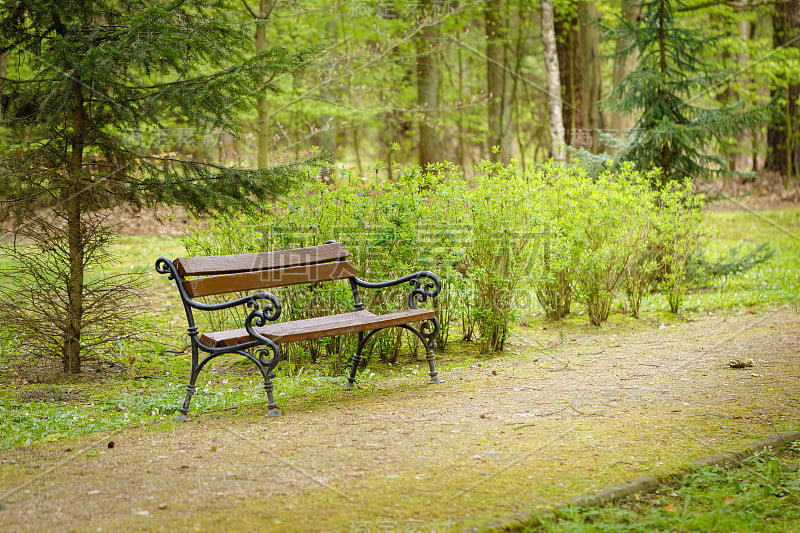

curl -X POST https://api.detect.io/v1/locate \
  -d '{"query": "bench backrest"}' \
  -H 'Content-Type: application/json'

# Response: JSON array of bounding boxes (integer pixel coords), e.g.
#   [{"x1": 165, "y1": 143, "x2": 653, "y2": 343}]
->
[{"x1": 174, "y1": 242, "x2": 356, "y2": 298}]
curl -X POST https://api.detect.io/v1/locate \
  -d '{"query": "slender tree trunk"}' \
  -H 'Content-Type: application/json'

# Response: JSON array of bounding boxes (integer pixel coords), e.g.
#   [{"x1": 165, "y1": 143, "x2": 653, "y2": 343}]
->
[
  {"x1": 0, "y1": 51, "x2": 7, "y2": 121},
  {"x1": 541, "y1": 0, "x2": 566, "y2": 162},
  {"x1": 253, "y1": 0, "x2": 277, "y2": 169},
  {"x1": 657, "y1": 0, "x2": 671, "y2": 183},
  {"x1": 609, "y1": 0, "x2": 640, "y2": 146},
  {"x1": 766, "y1": 0, "x2": 800, "y2": 183},
  {"x1": 315, "y1": 19, "x2": 338, "y2": 164},
  {"x1": 456, "y1": 34, "x2": 468, "y2": 170},
  {"x1": 555, "y1": 9, "x2": 579, "y2": 148},
  {"x1": 578, "y1": 1, "x2": 602, "y2": 153},
  {"x1": 417, "y1": 0, "x2": 442, "y2": 168},
  {"x1": 65, "y1": 77, "x2": 86, "y2": 374},
  {"x1": 352, "y1": 124, "x2": 363, "y2": 175},
  {"x1": 485, "y1": 0, "x2": 512, "y2": 163}
]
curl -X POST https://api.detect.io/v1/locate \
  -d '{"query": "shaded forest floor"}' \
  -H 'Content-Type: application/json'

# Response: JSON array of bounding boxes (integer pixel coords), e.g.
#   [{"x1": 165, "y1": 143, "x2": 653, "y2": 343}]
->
[{"x1": 1, "y1": 307, "x2": 798, "y2": 532}]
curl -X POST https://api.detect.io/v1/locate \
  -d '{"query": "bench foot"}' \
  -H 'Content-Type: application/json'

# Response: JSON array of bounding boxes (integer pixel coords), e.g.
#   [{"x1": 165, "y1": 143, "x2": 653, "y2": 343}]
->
[
  {"x1": 177, "y1": 412, "x2": 191, "y2": 422},
  {"x1": 266, "y1": 408, "x2": 283, "y2": 418},
  {"x1": 428, "y1": 375, "x2": 444, "y2": 384}
]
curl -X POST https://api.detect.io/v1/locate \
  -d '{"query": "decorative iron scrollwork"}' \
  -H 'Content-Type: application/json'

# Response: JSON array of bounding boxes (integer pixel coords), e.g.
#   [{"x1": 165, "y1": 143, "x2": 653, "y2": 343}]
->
[
  {"x1": 418, "y1": 318, "x2": 440, "y2": 350},
  {"x1": 407, "y1": 273, "x2": 441, "y2": 309},
  {"x1": 245, "y1": 293, "x2": 282, "y2": 326},
  {"x1": 155, "y1": 256, "x2": 178, "y2": 280},
  {"x1": 353, "y1": 270, "x2": 441, "y2": 310}
]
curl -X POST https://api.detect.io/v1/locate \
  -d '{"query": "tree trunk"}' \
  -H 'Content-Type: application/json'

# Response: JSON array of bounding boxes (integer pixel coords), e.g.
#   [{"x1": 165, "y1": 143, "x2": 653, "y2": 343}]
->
[
  {"x1": 555, "y1": 8, "x2": 580, "y2": 148},
  {"x1": 0, "y1": 51, "x2": 7, "y2": 121},
  {"x1": 416, "y1": 0, "x2": 442, "y2": 168},
  {"x1": 578, "y1": 1, "x2": 602, "y2": 153},
  {"x1": 254, "y1": 0, "x2": 277, "y2": 169},
  {"x1": 766, "y1": 0, "x2": 800, "y2": 183},
  {"x1": 485, "y1": 0, "x2": 513, "y2": 163},
  {"x1": 315, "y1": 19, "x2": 338, "y2": 163},
  {"x1": 65, "y1": 78, "x2": 86, "y2": 374},
  {"x1": 608, "y1": 0, "x2": 640, "y2": 146},
  {"x1": 541, "y1": 0, "x2": 566, "y2": 162}
]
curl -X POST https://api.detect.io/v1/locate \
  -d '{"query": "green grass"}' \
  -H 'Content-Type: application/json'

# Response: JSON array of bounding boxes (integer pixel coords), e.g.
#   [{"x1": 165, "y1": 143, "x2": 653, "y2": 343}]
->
[
  {"x1": 527, "y1": 442, "x2": 800, "y2": 533},
  {"x1": 681, "y1": 207, "x2": 800, "y2": 312}
]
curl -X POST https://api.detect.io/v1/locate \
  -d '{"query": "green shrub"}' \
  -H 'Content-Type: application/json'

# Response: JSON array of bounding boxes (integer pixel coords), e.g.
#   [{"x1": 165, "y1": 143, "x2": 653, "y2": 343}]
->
[
  {"x1": 652, "y1": 181, "x2": 707, "y2": 313},
  {"x1": 527, "y1": 163, "x2": 590, "y2": 321},
  {"x1": 183, "y1": 160, "x2": 710, "y2": 362},
  {"x1": 570, "y1": 166, "x2": 658, "y2": 324},
  {"x1": 467, "y1": 161, "x2": 540, "y2": 352}
]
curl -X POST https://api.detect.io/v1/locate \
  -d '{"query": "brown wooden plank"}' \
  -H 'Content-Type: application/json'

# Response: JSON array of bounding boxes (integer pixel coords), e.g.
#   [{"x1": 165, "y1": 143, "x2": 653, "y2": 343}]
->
[
  {"x1": 184, "y1": 260, "x2": 357, "y2": 298},
  {"x1": 174, "y1": 242, "x2": 349, "y2": 277},
  {"x1": 201, "y1": 308, "x2": 436, "y2": 347}
]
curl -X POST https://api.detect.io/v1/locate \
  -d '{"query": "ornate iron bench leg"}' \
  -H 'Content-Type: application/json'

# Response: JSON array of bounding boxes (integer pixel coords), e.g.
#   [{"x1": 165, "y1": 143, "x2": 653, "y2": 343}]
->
[
  {"x1": 178, "y1": 382, "x2": 196, "y2": 422},
  {"x1": 425, "y1": 348, "x2": 443, "y2": 384},
  {"x1": 178, "y1": 342, "x2": 201, "y2": 422},
  {"x1": 346, "y1": 332, "x2": 366, "y2": 389},
  {"x1": 263, "y1": 375, "x2": 281, "y2": 417},
  {"x1": 255, "y1": 343, "x2": 283, "y2": 417}
]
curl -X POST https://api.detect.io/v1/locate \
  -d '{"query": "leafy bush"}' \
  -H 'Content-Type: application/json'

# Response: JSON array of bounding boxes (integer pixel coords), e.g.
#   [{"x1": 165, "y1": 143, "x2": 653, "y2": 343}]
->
[
  {"x1": 183, "y1": 160, "x2": 712, "y2": 361},
  {"x1": 652, "y1": 181, "x2": 707, "y2": 313},
  {"x1": 467, "y1": 161, "x2": 540, "y2": 351}
]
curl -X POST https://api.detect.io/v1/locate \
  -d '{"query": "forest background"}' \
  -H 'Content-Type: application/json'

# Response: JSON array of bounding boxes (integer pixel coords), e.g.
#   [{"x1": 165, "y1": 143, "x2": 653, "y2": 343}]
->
[{"x1": 0, "y1": 0, "x2": 799, "y2": 378}]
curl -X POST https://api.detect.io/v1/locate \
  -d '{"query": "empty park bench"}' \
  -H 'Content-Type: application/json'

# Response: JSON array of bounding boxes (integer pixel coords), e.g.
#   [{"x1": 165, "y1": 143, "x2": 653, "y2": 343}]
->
[{"x1": 155, "y1": 242, "x2": 443, "y2": 419}]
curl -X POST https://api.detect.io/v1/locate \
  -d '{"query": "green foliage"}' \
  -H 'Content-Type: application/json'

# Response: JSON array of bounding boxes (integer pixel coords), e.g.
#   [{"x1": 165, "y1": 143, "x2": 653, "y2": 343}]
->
[
  {"x1": 186, "y1": 160, "x2": 713, "y2": 364},
  {"x1": 0, "y1": 0, "x2": 317, "y2": 372},
  {"x1": 689, "y1": 242, "x2": 775, "y2": 286},
  {"x1": 653, "y1": 181, "x2": 706, "y2": 313},
  {"x1": 524, "y1": 162, "x2": 705, "y2": 323},
  {"x1": 467, "y1": 161, "x2": 539, "y2": 351}
]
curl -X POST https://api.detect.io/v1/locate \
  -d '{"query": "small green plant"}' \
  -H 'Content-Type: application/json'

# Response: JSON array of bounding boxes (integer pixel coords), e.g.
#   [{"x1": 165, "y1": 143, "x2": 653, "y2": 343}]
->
[
  {"x1": 653, "y1": 181, "x2": 707, "y2": 313},
  {"x1": 468, "y1": 161, "x2": 540, "y2": 352}
]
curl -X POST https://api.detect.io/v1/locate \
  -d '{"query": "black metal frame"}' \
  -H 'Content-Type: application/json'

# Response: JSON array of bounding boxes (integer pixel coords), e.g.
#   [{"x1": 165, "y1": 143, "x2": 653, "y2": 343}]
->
[{"x1": 155, "y1": 253, "x2": 443, "y2": 420}]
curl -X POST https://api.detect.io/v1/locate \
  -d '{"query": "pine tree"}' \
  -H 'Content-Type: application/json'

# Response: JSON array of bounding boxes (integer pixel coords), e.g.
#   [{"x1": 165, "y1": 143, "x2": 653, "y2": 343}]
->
[
  {"x1": 604, "y1": 0, "x2": 767, "y2": 186},
  {"x1": 0, "y1": 0, "x2": 315, "y2": 373}
]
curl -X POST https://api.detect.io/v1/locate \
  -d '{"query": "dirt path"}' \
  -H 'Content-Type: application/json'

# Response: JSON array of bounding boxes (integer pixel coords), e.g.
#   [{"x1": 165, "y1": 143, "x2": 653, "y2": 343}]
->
[{"x1": 1, "y1": 308, "x2": 799, "y2": 532}]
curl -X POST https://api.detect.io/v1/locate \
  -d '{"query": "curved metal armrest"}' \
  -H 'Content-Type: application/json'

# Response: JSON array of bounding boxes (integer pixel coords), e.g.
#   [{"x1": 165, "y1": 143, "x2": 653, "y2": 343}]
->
[
  {"x1": 155, "y1": 256, "x2": 282, "y2": 319},
  {"x1": 353, "y1": 271, "x2": 442, "y2": 309}
]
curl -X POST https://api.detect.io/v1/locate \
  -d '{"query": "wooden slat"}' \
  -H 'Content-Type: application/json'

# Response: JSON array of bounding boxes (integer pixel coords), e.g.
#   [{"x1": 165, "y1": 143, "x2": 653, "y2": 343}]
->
[
  {"x1": 184, "y1": 260, "x2": 357, "y2": 298},
  {"x1": 201, "y1": 308, "x2": 436, "y2": 347},
  {"x1": 174, "y1": 242, "x2": 348, "y2": 277}
]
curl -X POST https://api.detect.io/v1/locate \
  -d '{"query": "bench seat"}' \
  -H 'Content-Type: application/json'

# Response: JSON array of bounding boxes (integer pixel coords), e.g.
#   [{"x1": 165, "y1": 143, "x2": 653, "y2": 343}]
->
[{"x1": 202, "y1": 308, "x2": 436, "y2": 347}]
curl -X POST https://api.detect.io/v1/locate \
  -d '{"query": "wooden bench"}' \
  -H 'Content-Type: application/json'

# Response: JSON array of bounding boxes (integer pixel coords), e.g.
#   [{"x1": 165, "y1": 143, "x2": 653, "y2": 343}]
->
[{"x1": 155, "y1": 242, "x2": 443, "y2": 419}]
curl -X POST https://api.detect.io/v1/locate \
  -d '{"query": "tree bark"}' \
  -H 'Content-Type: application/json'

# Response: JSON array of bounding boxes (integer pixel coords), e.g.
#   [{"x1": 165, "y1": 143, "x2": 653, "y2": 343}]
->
[
  {"x1": 555, "y1": 8, "x2": 580, "y2": 148},
  {"x1": 65, "y1": 77, "x2": 86, "y2": 374},
  {"x1": 253, "y1": 0, "x2": 277, "y2": 169},
  {"x1": 578, "y1": 1, "x2": 602, "y2": 153},
  {"x1": 0, "y1": 51, "x2": 7, "y2": 121},
  {"x1": 766, "y1": 0, "x2": 800, "y2": 183},
  {"x1": 609, "y1": 1, "x2": 641, "y2": 145},
  {"x1": 485, "y1": 0, "x2": 513, "y2": 163},
  {"x1": 416, "y1": 0, "x2": 442, "y2": 168},
  {"x1": 541, "y1": 0, "x2": 566, "y2": 162}
]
